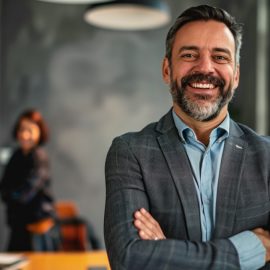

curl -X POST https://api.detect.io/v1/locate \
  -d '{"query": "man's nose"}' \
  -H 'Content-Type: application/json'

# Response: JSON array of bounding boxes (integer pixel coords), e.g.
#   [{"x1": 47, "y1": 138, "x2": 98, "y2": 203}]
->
[{"x1": 194, "y1": 55, "x2": 215, "y2": 74}]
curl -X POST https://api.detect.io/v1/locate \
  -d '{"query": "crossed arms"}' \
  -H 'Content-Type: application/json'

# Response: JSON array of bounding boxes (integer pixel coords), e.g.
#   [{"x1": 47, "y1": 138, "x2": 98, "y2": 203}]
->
[{"x1": 104, "y1": 136, "x2": 270, "y2": 270}]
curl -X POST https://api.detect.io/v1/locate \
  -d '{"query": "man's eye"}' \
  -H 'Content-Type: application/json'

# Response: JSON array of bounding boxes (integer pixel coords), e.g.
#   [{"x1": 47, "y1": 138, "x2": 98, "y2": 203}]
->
[
  {"x1": 180, "y1": 53, "x2": 197, "y2": 61},
  {"x1": 182, "y1": 54, "x2": 193, "y2": 58},
  {"x1": 216, "y1": 56, "x2": 225, "y2": 60},
  {"x1": 213, "y1": 55, "x2": 230, "y2": 63}
]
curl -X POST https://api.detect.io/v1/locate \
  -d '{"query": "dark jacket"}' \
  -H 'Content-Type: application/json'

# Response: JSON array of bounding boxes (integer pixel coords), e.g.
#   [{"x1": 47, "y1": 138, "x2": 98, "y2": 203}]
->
[
  {"x1": 104, "y1": 110, "x2": 270, "y2": 270},
  {"x1": 0, "y1": 147, "x2": 54, "y2": 227}
]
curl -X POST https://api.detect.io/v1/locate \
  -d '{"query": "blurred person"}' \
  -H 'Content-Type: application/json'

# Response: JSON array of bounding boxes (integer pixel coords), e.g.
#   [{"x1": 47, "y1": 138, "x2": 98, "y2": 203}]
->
[
  {"x1": 104, "y1": 5, "x2": 270, "y2": 270},
  {"x1": 0, "y1": 109, "x2": 56, "y2": 251}
]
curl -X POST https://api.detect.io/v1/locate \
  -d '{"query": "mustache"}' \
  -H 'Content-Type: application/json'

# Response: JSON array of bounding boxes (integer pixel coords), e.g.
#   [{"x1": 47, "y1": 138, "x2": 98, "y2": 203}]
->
[{"x1": 181, "y1": 73, "x2": 225, "y2": 89}]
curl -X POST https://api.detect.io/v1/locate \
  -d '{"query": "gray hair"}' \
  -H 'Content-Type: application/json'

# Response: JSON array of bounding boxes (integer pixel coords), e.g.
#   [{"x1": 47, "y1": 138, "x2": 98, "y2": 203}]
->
[{"x1": 165, "y1": 5, "x2": 243, "y2": 65}]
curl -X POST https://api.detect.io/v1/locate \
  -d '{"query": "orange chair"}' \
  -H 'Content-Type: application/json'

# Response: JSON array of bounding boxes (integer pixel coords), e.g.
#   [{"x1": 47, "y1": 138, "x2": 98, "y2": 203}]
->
[
  {"x1": 55, "y1": 201, "x2": 90, "y2": 251},
  {"x1": 55, "y1": 201, "x2": 78, "y2": 219},
  {"x1": 27, "y1": 217, "x2": 58, "y2": 251}
]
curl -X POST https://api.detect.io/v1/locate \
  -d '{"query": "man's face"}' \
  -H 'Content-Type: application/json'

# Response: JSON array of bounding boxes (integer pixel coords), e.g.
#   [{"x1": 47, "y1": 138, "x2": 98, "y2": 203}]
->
[{"x1": 163, "y1": 20, "x2": 240, "y2": 121}]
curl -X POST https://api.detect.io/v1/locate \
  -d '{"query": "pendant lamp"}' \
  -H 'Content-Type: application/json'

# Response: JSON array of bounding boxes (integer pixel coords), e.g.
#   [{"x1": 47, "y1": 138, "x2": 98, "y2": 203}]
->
[
  {"x1": 37, "y1": 0, "x2": 113, "y2": 4},
  {"x1": 84, "y1": 0, "x2": 171, "y2": 30}
]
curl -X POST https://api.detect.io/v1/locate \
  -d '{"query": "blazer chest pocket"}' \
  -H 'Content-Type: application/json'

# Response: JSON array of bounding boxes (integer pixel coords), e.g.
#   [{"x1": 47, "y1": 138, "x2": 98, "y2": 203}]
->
[{"x1": 235, "y1": 201, "x2": 270, "y2": 230}]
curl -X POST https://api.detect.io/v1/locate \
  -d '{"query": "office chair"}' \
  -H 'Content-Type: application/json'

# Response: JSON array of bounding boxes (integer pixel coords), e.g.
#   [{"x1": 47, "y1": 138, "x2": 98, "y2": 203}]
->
[{"x1": 55, "y1": 200, "x2": 90, "y2": 251}]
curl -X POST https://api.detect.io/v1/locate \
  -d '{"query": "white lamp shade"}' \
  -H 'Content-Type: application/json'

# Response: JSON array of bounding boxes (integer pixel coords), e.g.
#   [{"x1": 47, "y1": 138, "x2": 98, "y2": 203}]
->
[
  {"x1": 37, "y1": 0, "x2": 113, "y2": 4},
  {"x1": 84, "y1": 1, "x2": 171, "y2": 30}
]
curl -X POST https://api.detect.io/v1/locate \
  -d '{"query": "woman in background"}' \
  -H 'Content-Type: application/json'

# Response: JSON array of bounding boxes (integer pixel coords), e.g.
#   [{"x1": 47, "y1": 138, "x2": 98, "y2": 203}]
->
[{"x1": 0, "y1": 109, "x2": 56, "y2": 251}]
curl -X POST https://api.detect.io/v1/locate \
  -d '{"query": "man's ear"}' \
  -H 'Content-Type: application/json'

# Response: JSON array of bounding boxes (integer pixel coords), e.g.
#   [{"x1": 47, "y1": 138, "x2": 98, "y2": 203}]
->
[
  {"x1": 162, "y1": 57, "x2": 171, "y2": 84},
  {"x1": 233, "y1": 64, "x2": 240, "y2": 90}
]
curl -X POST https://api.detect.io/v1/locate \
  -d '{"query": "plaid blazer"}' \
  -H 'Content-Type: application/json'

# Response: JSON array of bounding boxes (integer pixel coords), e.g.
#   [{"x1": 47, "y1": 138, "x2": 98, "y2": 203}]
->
[{"x1": 104, "y1": 109, "x2": 270, "y2": 270}]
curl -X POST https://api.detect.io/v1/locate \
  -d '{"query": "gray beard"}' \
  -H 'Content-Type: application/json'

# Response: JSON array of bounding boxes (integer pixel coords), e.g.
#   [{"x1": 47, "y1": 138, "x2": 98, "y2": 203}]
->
[{"x1": 170, "y1": 80, "x2": 234, "y2": 122}]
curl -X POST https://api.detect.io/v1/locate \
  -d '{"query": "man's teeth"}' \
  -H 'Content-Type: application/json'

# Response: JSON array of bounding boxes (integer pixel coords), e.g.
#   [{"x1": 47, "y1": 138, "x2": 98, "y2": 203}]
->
[{"x1": 191, "y1": 83, "x2": 215, "y2": 89}]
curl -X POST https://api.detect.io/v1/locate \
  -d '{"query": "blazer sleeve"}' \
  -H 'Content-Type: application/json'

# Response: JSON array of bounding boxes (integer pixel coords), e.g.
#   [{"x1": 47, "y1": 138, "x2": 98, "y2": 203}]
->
[{"x1": 104, "y1": 136, "x2": 241, "y2": 270}]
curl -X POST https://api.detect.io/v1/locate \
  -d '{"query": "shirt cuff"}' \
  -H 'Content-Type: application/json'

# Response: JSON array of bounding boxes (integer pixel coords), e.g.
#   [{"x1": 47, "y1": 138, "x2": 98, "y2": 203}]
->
[{"x1": 229, "y1": 231, "x2": 265, "y2": 270}]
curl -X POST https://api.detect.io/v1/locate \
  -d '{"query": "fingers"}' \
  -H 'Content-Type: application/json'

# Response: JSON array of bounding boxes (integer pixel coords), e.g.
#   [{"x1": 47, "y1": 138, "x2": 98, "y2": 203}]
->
[
  {"x1": 134, "y1": 219, "x2": 156, "y2": 240},
  {"x1": 253, "y1": 228, "x2": 270, "y2": 262},
  {"x1": 134, "y1": 208, "x2": 166, "y2": 240},
  {"x1": 253, "y1": 228, "x2": 265, "y2": 234}
]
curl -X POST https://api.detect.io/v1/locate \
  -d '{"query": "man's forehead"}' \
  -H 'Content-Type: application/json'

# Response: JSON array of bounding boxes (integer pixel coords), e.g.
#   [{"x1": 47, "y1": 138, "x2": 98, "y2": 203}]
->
[{"x1": 173, "y1": 20, "x2": 236, "y2": 53}]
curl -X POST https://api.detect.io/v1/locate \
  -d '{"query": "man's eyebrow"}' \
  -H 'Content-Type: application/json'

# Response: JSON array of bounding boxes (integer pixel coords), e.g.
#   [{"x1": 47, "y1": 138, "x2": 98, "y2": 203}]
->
[
  {"x1": 213, "y1": 47, "x2": 232, "y2": 56},
  {"x1": 178, "y1": 46, "x2": 199, "y2": 53},
  {"x1": 177, "y1": 46, "x2": 232, "y2": 56}
]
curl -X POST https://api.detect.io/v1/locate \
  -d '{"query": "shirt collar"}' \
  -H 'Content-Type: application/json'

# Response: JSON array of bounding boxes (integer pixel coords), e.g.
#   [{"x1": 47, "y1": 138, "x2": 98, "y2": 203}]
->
[{"x1": 172, "y1": 109, "x2": 230, "y2": 144}]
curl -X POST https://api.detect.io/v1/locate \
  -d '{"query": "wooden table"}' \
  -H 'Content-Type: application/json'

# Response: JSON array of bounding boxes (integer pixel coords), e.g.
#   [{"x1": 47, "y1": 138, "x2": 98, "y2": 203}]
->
[{"x1": 21, "y1": 251, "x2": 111, "y2": 270}]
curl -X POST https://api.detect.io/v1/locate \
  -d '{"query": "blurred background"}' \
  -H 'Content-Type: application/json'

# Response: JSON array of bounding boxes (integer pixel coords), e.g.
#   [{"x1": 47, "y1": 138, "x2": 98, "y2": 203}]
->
[{"x1": 0, "y1": 0, "x2": 269, "y2": 250}]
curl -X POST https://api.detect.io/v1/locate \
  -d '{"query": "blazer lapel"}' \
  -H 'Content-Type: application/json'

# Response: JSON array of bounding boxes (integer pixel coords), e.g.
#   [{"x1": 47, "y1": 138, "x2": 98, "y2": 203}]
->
[
  {"x1": 214, "y1": 120, "x2": 247, "y2": 238},
  {"x1": 156, "y1": 111, "x2": 202, "y2": 241}
]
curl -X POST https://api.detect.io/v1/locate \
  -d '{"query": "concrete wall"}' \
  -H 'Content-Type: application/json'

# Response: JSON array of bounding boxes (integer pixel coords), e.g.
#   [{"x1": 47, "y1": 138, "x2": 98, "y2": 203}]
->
[{"x1": 0, "y1": 0, "x2": 267, "y2": 249}]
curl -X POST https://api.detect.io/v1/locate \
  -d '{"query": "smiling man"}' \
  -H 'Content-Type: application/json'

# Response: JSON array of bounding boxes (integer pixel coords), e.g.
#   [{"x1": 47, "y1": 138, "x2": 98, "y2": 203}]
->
[{"x1": 104, "y1": 5, "x2": 270, "y2": 270}]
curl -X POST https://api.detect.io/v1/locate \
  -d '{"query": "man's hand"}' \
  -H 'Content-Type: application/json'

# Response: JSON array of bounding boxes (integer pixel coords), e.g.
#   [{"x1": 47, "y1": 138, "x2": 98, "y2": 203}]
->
[
  {"x1": 253, "y1": 228, "x2": 270, "y2": 262},
  {"x1": 134, "y1": 208, "x2": 166, "y2": 240}
]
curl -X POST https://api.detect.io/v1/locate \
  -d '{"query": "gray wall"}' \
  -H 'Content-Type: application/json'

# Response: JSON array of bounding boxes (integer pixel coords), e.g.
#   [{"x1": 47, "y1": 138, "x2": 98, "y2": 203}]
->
[{"x1": 0, "y1": 0, "x2": 268, "y2": 250}]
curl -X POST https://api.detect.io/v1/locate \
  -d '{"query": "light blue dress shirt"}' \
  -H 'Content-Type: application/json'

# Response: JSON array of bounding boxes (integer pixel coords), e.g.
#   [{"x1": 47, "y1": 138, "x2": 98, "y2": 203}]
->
[{"x1": 172, "y1": 110, "x2": 265, "y2": 270}]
